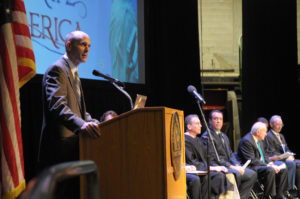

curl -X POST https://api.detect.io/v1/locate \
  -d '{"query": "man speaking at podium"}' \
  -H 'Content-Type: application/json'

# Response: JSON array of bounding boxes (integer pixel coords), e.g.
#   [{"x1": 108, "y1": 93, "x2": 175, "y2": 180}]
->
[{"x1": 37, "y1": 30, "x2": 101, "y2": 199}]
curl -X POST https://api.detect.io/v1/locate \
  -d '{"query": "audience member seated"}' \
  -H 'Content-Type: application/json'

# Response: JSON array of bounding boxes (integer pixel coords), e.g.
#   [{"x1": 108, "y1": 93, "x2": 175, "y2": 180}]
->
[
  {"x1": 99, "y1": 110, "x2": 118, "y2": 122},
  {"x1": 265, "y1": 115, "x2": 300, "y2": 198},
  {"x1": 257, "y1": 117, "x2": 269, "y2": 129},
  {"x1": 238, "y1": 122, "x2": 289, "y2": 199},
  {"x1": 201, "y1": 110, "x2": 257, "y2": 199}
]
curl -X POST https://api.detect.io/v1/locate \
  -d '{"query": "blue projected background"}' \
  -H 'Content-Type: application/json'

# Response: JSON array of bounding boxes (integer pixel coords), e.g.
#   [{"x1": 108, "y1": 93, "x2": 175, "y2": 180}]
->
[{"x1": 25, "y1": 0, "x2": 144, "y2": 83}]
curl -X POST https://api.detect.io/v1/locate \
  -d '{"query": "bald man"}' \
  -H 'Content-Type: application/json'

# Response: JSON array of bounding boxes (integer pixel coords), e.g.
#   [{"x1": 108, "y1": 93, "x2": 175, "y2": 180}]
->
[{"x1": 38, "y1": 30, "x2": 101, "y2": 199}]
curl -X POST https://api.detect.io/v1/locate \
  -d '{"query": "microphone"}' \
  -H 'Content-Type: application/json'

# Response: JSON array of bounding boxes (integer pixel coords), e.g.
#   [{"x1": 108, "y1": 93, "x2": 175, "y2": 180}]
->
[
  {"x1": 92, "y1": 69, "x2": 124, "y2": 86},
  {"x1": 187, "y1": 85, "x2": 206, "y2": 104}
]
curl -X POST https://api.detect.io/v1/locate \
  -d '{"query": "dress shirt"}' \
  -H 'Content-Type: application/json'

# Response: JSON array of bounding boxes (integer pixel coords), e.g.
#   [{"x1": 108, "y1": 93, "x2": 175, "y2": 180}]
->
[
  {"x1": 252, "y1": 135, "x2": 265, "y2": 163},
  {"x1": 64, "y1": 54, "x2": 81, "y2": 97},
  {"x1": 215, "y1": 131, "x2": 224, "y2": 144}
]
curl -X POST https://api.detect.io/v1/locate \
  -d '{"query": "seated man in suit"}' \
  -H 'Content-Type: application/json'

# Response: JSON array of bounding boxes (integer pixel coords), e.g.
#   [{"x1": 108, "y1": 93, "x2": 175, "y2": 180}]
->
[
  {"x1": 238, "y1": 121, "x2": 289, "y2": 199},
  {"x1": 265, "y1": 115, "x2": 300, "y2": 197},
  {"x1": 201, "y1": 110, "x2": 257, "y2": 199},
  {"x1": 184, "y1": 114, "x2": 234, "y2": 198}
]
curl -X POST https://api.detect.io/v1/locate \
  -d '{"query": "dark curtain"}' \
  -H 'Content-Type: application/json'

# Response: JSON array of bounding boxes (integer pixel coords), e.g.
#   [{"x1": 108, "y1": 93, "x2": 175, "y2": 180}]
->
[{"x1": 242, "y1": 0, "x2": 299, "y2": 152}]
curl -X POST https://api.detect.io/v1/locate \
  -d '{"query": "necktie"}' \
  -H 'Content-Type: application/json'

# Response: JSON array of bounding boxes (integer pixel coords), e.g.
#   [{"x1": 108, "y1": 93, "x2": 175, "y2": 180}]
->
[
  {"x1": 257, "y1": 141, "x2": 265, "y2": 163},
  {"x1": 275, "y1": 133, "x2": 282, "y2": 144},
  {"x1": 218, "y1": 133, "x2": 224, "y2": 144},
  {"x1": 74, "y1": 70, "x2": 81, "y2": 98}
]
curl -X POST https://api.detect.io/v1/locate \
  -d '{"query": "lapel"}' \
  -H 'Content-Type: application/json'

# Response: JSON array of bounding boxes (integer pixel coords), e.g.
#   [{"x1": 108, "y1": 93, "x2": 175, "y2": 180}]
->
[
  {"x1": 61, "y1": 57, "x2": 85, "y2": 118},
  {"x1": 249, "y1": 134, "x2": 260, "y2": 158},
  {"x1": 210, "y1": 129, "x2": 221, "y2": 145},
  {"x1": 270, "y1": 131, "x2": 281, "y2": 145},
  {"x1": 211, "y1": 129, "x2": 230, "y2": 160},
  {"x1": 279, "y1": 133, "x2": 286, "y2": 145},
  {"x1": 270, "y1": 131, "x2": 285, "y2": 153}
]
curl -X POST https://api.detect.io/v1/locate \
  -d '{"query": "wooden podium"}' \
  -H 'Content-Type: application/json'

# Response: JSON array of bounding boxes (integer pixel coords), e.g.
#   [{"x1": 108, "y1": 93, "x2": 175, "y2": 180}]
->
[{"x1": 80, "y1": 107, "x2": 186, "y2": 199}]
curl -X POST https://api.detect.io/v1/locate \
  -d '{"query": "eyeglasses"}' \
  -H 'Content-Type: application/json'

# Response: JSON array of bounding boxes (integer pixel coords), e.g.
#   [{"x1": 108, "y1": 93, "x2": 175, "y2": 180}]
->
[{"x1": 273, "y1": 123, "x2": 284, "y2": 127}]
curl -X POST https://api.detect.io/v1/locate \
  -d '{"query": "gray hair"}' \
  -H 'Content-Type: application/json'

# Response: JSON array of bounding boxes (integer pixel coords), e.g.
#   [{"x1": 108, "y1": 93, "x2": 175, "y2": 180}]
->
[
  {"x1": 250, "y1": 122, "x2": 267, "y2": 135},
  {"x1": 184, "y1": 114, "x2": 199, "y2": 131},
  {"x1": 65, "y1": 30, "x2": 89, "y2": 45},
  {"x1": 269, "y1": 115, "x2": 282, "y2": 124}
]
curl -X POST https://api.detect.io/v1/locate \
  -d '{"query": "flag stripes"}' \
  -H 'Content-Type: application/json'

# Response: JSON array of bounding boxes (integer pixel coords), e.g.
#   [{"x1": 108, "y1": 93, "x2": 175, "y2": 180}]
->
[
  {"x1": 0, "y1": 0, "x2": 36, "y2": 198},
  {"x1": 0, "y1": 23, "x2": 25, "y2": 198}
]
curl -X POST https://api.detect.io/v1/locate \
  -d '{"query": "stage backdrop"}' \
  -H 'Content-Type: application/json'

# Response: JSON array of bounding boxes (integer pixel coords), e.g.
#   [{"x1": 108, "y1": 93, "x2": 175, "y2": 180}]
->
[{"x1": 25, "y1": 0, "x2": 145, "y2": 83}]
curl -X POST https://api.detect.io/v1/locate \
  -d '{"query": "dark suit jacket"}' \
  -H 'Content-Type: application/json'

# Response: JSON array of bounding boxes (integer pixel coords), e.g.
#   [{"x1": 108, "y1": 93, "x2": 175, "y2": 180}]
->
[
  {"x1": 265, "y1": 130, "x2": 291, "y2": 156},
  {"x1": 38, "y1": 56, "x2": 98, "y2": 169},
  {"x1": 201, "y1": 128, "x2": 240, "y2": 168},
  {"x1": 237, "y1": 132, "x2": 271, "y2": 168}
]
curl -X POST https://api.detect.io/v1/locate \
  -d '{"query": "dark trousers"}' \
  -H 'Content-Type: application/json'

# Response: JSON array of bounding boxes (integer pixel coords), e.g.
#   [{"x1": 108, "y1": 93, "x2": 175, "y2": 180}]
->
[
  {"x1": 254, "y1": 165, "x2": 288, "y2": 197},
  {"x1": 38, "y1": 135, "x2": 80, "y2": 199},
  {"x1": 294, "y1": 160, "x2": 300, "y2": 190},
  {"x1": 285, "y1": 160, "x2": 297, "y2": 190},
  {"x1": 228, "y1": 167, "x2": 257, "y2": 199},
  {"x1": 275, "y1": 160, "x2": 300, "y2": 190},
  {"x1": 186, "y1": 174, "x2": 208, "y2": 199}
]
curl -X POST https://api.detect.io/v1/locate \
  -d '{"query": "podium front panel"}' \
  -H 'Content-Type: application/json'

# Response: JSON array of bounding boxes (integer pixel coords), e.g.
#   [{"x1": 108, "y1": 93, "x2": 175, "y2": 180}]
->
[{"x1": 80, "y1": 107, "x2": 186, "y2": 199}]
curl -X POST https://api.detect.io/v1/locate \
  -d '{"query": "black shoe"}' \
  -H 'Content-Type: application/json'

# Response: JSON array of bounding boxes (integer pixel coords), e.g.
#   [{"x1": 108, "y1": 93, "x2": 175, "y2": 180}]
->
[
  {"x1": 284, "y1": 191, "x2": 294, "y2": 199},
  {"x1": 288, "y1": 189, "x2": 299, "y2": 198}
]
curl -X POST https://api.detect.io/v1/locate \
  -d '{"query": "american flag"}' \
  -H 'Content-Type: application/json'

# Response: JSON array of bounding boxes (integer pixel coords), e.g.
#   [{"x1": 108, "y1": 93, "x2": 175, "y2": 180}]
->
[{"x1": 0, "y1": 0, "x2": 36, "y2": 198}]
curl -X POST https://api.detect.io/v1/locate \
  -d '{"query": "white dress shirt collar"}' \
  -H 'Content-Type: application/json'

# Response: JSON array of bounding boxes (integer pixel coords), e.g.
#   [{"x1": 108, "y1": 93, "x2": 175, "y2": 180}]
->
[{"x1": 64, "y1": 54, "x2": 78, "y2": 77}]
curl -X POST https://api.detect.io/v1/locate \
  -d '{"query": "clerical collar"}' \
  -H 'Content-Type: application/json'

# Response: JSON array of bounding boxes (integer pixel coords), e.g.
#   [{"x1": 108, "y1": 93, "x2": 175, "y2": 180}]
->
[{"x1": 64, "y1": 54, "x2": 78, "y2": 76}]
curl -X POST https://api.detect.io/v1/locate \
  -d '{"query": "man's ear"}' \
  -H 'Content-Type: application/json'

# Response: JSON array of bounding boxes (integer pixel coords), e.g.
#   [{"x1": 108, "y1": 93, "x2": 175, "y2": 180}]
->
[
  {"x1": 66, "y1": 41, "x2": 71, "y2": 52},
  {"x1": 187, "y1": 124, "x2": 191, "y2": 131}
]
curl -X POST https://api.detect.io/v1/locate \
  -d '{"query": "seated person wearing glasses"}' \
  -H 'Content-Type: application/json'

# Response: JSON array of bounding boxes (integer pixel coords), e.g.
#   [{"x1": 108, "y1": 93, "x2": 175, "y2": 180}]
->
[{"x1": 265, "y1": 115, "x2": 300, "y2": 198}]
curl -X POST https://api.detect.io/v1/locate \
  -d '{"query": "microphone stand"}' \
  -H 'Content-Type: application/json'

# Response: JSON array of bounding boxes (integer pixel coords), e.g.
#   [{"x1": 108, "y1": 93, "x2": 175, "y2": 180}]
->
[
  {"x1": 195, "y1": 99, "x2": 220, "y2": 199},
  {"x1": 111, "y1": 82, "x2": 133, "y2": 110}
]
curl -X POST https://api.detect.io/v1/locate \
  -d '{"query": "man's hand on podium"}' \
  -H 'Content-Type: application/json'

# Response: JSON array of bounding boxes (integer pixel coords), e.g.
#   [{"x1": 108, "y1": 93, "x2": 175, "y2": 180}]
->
[{"x1": 81, "y1": 122, "x2": 101, "y2": 138}]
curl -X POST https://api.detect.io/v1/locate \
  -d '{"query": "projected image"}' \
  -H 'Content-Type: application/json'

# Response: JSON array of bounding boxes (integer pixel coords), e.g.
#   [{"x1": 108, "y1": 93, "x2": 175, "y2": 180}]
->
[
  {"x1": 25, "y1": 0, "x2": 144, "y2": 83},
  {"x1": 110, "y1": 0, "x2": 138, "y2": 83}
]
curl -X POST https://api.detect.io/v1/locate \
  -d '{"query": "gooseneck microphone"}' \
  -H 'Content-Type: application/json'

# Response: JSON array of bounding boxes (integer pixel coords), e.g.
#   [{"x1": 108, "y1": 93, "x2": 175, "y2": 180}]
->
[
  {"x1": 187, "y1": 85, "x2": 206, "y2": 104},
  {"x1": 92, "y1": 69, "x2": 132, "y2": 109},
  {"x1": 92, "y1": 69, "x2": 124, "y2": 86}
]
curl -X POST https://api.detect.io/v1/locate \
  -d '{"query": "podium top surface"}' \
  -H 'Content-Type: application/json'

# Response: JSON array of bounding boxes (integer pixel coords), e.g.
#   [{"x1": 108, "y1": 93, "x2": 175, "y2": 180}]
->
[{"x1": 99, "y1": 106, "x2": 183, "y2": 126}]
